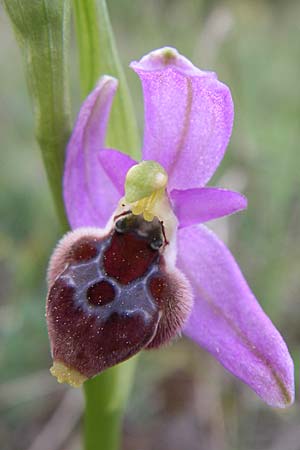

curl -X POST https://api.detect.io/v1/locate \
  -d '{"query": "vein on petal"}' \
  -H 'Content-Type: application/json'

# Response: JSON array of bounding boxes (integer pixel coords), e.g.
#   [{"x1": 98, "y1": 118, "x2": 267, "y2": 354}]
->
[{"x1": 168, "y1": 77, "x2": 193, "y2": 179}]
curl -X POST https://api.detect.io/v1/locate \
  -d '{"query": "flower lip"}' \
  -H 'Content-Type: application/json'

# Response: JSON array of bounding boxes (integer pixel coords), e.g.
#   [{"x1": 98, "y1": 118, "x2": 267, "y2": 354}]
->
[
  {"x1": 46, "y1": 227, "x2": 162, "y2": 383},
  {"x1": 47, "y1": 216, "x2": 192, "y2": 385}
]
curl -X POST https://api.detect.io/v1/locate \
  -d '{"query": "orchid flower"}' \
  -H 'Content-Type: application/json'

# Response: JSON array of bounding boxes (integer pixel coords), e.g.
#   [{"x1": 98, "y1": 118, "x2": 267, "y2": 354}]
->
[{"x1": 46, "y1": 47, "x2": 294, "y2": 408}]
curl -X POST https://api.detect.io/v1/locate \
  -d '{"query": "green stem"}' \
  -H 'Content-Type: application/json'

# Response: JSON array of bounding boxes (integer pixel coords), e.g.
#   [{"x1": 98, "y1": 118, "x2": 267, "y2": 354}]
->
[
  {"x1": 84, "y1": 358, "x2": 138, "y2": 450},
  {"x1": 72, "y1": 1, "x2": 140, "y2": 449},
  {"x1": 2, "y1": 0, "x2": 72, "y2": 230},
  {"x1": 73, "y1": 0, "x2": 140, "y2": 159}
]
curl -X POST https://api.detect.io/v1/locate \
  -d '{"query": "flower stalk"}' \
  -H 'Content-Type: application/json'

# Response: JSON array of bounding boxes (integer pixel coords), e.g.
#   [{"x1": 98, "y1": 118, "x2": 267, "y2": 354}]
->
[{"x1": 84, "y1": 358, "x2": 138, "y2": 450}]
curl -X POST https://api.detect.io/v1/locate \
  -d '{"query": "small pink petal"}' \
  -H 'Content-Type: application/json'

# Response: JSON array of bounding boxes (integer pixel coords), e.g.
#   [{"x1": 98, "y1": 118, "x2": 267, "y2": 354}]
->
[
  {"x1": 177, "y1": 225, "x2": 294, "y2": 407},
  {"x1": 170, "y1": 187, "x2": 247, "y2": 227},
  {"x1": 98, "y1": 149, "x2": 137, "y2": 196},
  {"x1": 131, "y1": 47, "x2": 233, "y2": 190},
  {"x1": 64, "y1": 77, "x2": 121, "y2": 229}
]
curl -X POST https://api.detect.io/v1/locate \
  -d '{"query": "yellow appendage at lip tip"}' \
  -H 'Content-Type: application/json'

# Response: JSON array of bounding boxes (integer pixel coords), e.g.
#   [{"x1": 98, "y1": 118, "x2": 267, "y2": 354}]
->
[{"x1": 50, "y1": 361, "x2": 87, "y2": 388}]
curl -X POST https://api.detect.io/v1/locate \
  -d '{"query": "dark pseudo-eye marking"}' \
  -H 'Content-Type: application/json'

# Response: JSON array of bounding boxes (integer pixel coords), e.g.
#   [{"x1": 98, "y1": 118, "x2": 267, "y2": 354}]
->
[
  {"x1": 115, "y1": 213, "x2": 166, "y2": 249},
  {"x1": 150, "y1": 236, "x2": 163, "y2": 251},
  {"x1": 46, "y1": 216, "x2": 192, "y2": 382},
  {"x1": 86, "y1": 280, "x2": 115, "y2": 306}
]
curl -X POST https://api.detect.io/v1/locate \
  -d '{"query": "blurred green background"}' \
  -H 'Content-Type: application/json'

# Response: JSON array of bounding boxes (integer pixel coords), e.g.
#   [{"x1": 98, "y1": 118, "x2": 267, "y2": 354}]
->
[{"x1": 1, "y1": 0, "x2": 300, "y2": 449}]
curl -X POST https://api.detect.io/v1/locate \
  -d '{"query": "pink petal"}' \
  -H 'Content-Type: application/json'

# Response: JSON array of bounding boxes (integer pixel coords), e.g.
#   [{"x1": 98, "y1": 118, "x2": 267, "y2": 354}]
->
[
  {"x1": 177, "y1": 225, "x2": 294, "y2": 407},
  {"x1": 64, "y1": 77, "x2": 121, "y2": 229},
  {"x1": 170, "y1": 188, "x2": 247, "y2": 227},
  {"x1": 130, "y1": 47, "x2": 233, "y2": 190},
  {"x1": 98, "y1": 149, "x2": 137, "y2": 196}
]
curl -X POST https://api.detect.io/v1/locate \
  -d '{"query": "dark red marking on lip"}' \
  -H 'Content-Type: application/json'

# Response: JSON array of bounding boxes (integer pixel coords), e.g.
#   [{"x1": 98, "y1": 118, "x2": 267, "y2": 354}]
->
[
  {"x1": 46, "y1": 216, "x2": 192, "y2": 380},
  {"x1": 47, "y1": 277, "x2": 159, "y2": 378},
  {"x1": 70, "y1": 237, "x2": 99, "y2": 262},
  {"x1": 103, "y1": 232, "x2": 158, "y2": 284},
  {"x1": 149, "y1": 276, "x2": 169, "y2": 308},
  {"x1": 87, "y1": 280, "x2": 115, "y2": 306},
  {"x1": 146, "y1": 269, "x2": 192, "y2": 349}
]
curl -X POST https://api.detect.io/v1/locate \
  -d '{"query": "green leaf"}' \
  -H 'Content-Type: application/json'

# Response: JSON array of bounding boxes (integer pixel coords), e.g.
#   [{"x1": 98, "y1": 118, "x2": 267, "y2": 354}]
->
[
  {"x1": 2, "y1": 0, "x2": 71, "y2": 229},
  {"x1": 73, "y1": 0, "x2": 140, "y2": 159}
]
